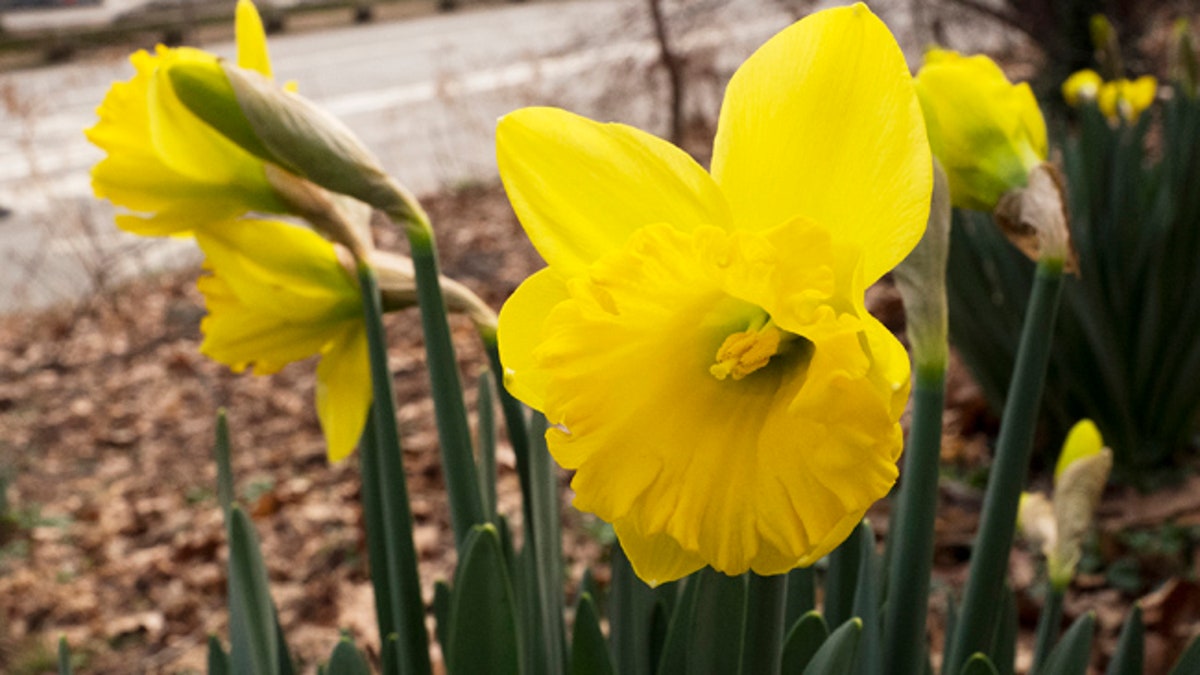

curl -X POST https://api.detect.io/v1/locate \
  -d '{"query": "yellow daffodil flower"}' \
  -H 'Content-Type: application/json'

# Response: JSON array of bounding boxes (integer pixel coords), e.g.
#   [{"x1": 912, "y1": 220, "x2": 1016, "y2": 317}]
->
[
  {"x1": 1097, "y1": 75, "x2": 1157, "y2": 124},
  {"x1": 86, "y1": 0, "x2": 285, "y2": 236},
  {"x1": 914, "y1": 49, "x2": 1047, "y2": 212},
  {"x1": 1062, "y1": 69, "x2": 1102, "y2": 106},
  {"x1": 496, "y1": 4, "x2": 930, "y2": 584},
  {"x1": 196, "y1": 219, "x2": 369, "y2": 463}
]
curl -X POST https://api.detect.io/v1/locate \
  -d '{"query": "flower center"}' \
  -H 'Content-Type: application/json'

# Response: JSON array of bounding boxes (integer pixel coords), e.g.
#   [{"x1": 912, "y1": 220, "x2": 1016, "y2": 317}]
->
[{"x1": 709, "y1": 316, "x2": 799, "y2": 381}]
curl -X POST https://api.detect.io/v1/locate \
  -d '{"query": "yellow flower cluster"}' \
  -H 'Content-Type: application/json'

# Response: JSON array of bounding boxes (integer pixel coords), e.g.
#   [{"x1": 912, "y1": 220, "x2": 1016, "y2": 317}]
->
[
  {"x1": 497, "y1": 4, "x2": 930, "y2": 584},
  {"x1": 87, "y1": 0, "x2": 370, "y2": 462},
  {"x1": 1063, "y1": 69, "x2": 1158, "y2": 124}
]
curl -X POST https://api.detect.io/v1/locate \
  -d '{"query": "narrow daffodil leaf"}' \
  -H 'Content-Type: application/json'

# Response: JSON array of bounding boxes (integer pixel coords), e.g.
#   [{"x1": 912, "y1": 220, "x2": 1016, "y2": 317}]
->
[
  {"x1": 990, "y1": 587, "x2": 1018, "y2": 675},
  {"x1": 1038, "y1": 612, "x2": 1095, "y2": 675},
  {"x1": 656, "y1": 576, "x2": 700, "y2": 675},
  {"x1": 802, "y1": 618, "x2": 863, "y2": 675},
  {"x1": 825, "y1": 522, "x2": 864, "y2": 629},
  {"x1": 570, "y1": 593, "x2": 615, "y2": 675},
  {"x1": 526, "y1": 412, "x2": 567, "y2": 674},
  {"x1": 609, "y1": 543, "x2": 658, "y2": 675},
  {"x1": 1104, "y1": 605, "x2": 1143, "y2": 675},
  {"x1": 447, "y1": 525, "x2": 521, "y2": 675},
  {"x1": 961, "y1": 654, "x2": 1000, "y2": 675},
  {"x1": 207, "y1": 635, "x2": 230, "y2": 675},
  {"x1": 327, "y1": 638, "x2": 371, "y2": 675},
  {"x1": 227, "y1": 506, "x2": 280, "y2": 675},
  {"x1": 741, "y1": 573, "x2": 787, "y2": 675},
  {"x1": 214, "y1": 410, "x2": 234, "y2": 520},
  {"x1": 1168, "y1": 630, "x2": 1200, "y2": 675},
  {"x1": 476, "y1": 371, "x2": 498, "y2": 522},
  {"x1": 432, "y1": 580, "x2": 452, "y2": 655},
  {"x1": 784, "y1": 567, "x2": 816, "y2": 630},
  {"x1": 780, "y1": 611, "x2": 829, "y2": 675},
  {"x1": 850, "y1": 522, "x2": 881, "y2": 675},
  {"x1": 57, "y1": 636, "x2": 72, "y2": 675},
  {"x1": 686, "y1": 569, "x2": 746, "y2": 675}
]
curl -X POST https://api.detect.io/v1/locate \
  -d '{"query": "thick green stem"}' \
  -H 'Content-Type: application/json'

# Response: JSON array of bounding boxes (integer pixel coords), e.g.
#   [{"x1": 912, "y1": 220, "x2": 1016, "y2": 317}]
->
[
  {"x1": 882, "y1": 366, "x2": 946, "y2": 675},
  {"x1": 1031, "y1": 586, "x2": 1064, "y2": 673},
  {"x1": 740, "y1": 573, "x2": 787, "y2": 675},
  {"x1": 406, "y1": 225, "x2": 486, "y2": 547},
  {"x1": 358, "y1": 264, "x2": 432, "y2": 675},
  {"x1": 945, "y1": 259, "x2": 1064, "y2": 674}
]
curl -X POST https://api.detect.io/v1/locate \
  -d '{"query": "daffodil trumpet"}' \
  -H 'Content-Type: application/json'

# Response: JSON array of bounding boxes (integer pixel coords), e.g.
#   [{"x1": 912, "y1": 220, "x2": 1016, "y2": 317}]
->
[{"x1": 496, "y1": 3, "x2": 931, "y2": 584}]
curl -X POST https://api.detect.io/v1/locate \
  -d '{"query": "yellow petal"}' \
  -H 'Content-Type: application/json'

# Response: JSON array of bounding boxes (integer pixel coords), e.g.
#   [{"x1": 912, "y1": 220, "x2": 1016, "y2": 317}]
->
[
  {"x1": 86, "y1": 47, "x2": 282, "y2": 233},
  {"x1": 316, "y1": 324, "x2": 371, "y2": 462},
  {"x1": 710, "y1": 3, "x2": 930, "y2": 284},
  {"x1": 1054, "y1": 419, "x2": 1104, "y2": 482},
  {"x1": 197, "y1": 273, "x2": 332, "y2": 374},
  {"x1": 236, "y1": 0, "x2": 273, "y2": 78},
  {"x1": 496, "y1": 107, "x2": 731, "y2": 277},
  {"x1": 195, "y1": 219, "x2": 360, "y2": 323},
  {"x1": 612, "y1": 519, "x2": 706, "y2": 588},
  {"x1": 496, "y1": 267, "x2": 570, "y2": 412},
  {"x1": 528, "y1": 222, "x2": 901, "y2": 580}
]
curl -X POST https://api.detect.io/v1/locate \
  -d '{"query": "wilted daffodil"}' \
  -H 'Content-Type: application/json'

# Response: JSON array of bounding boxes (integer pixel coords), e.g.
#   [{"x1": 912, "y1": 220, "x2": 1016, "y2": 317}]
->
[
  {"x1": 914, "y1": 49, "x2": 1047, "y2": 212},
  {"x1": 1018, "y1": 420, "x2": 1112, "y2": 589},
  {"x1": 496, "y1": 4, "x2": 930, "y2": 584},
  {"x1": 87, "y1": 0, "x2": 286, "y2": 237},
  {"x1": 196, "y1": 219, "x2": 369, "y2": 463},
  {"x1": 1097, "y1": 76, "x2": 1157, "y2": 124}
]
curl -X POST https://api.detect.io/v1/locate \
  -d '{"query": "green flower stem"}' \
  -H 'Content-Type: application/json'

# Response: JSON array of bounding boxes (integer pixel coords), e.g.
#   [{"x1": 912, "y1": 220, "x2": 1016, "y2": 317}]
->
[
  {"x1": 357, "y1": 263, "x2": 432, "y2": 675},
  {"x1": 358, "y1": 415, "x2": 398, "y2": 675},
  {"x1": 740, "y1": 573, "x2": 787, "y2": 675},
  {"x1": 405, "y1": 223, "x2": 486, "y2": 548},
  {"x1": 1031, "y1": 586, "x2": 1064, "y2": 674},
  {"x1": 882, "y1": 365, "x2": 946, "y2": 675},
  {"x1": 945, "y1": 259, "x2": 1064, "y2": 674}
]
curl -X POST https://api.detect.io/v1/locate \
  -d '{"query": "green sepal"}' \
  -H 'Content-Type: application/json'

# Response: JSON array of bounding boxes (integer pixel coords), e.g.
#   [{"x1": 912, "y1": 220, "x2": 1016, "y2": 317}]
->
[
  {"x1": 1038, "y1": 612, "x2": 1095, "y2": 675},
  {"x1": 327, "y1": 638, "x2": 371, "y2": 675},
  {"x1": 1168, "y1": 629, "x2": 1200, "y2": 675},
  {"x1": 1104, "y1": 605, "x2": 1143, "y2": 675},
  {"x1": 780, "y1": 611, "x2": 829, "y2": 674},
  {"x1": 801, "y1": 618, "x2": 862, "y2": 675},
  {"x1": 447, "y1": 524, "x2": 522, "y2": 675},
  {"x1": 570, "y1": 593, "x2": 615, "y2": 675},
  {"x1": 961, "y1": 653, "x2": 1000, "y2": 675},
  {"x1": 207, "y1": 635, "x2": 230, "y2": 675}
]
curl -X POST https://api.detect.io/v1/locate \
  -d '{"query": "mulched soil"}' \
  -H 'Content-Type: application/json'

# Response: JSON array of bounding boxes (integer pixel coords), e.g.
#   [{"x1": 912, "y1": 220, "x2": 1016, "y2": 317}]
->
[{"x1": 1, "y1": 183, "x2": 1198, "y2": 673}]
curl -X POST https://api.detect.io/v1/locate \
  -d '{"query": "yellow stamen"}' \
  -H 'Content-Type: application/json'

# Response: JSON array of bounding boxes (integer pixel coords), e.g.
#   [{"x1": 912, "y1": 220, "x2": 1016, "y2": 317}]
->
[{"x1": 710, "y1": 320, "x2": 792, "y2": 381}]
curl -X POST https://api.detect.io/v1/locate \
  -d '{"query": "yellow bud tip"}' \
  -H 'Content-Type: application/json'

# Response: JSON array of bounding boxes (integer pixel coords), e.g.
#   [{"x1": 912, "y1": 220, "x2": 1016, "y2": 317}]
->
[
  {"x1": 1055, "y1": 419, "x2": 1104, "y2": 482},
  {"x1": 710, "y1": 321, "x2": 786, "y2": 381}
]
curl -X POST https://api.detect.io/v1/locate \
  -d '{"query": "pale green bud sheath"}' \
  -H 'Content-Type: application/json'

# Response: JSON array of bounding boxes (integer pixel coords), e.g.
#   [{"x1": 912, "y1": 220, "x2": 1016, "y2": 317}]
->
[
  {"x1": 882, "y1": 159, "x2": 950, "y2": 675},
  {"x1": 166, "y1": 59, "x2": 431, "y2": 237}
]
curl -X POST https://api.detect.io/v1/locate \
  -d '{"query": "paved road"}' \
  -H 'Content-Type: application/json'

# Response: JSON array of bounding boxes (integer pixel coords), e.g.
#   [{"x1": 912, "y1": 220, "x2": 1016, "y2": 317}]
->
[{"x1": 0, "y1": 0, "x2": 805, "y2": 312}]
